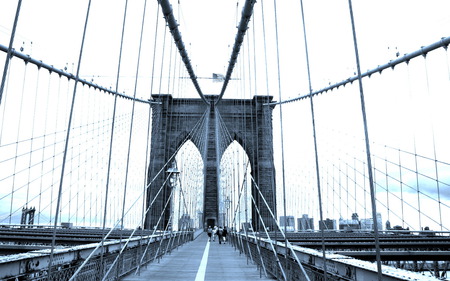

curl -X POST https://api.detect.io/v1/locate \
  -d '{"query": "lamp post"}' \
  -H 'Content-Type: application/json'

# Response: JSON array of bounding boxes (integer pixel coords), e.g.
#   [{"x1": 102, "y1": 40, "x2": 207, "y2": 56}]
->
[
  {"x1": 166, "y1": 162, "x2": 180, "y2": 231},
  {"x1": 225, "y1": 196, "x2": 231, "y2": 227},
  {"x1": 167, "y1": 164, "x2": 180, "y2": 188}
]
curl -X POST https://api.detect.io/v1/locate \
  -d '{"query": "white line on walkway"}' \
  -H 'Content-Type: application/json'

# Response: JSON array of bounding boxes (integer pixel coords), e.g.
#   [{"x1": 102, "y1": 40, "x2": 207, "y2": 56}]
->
[{"x1": 195, "y1": 241, "x2": 210, "y2": 281}]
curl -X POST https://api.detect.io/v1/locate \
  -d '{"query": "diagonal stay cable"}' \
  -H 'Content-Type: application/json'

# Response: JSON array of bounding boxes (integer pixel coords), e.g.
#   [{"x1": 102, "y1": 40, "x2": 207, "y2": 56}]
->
[
  {"x1": 69, "y1": 109, "x2": 209, "y2": 279},
  {"x1": 228, "y1": 157, "x2": 285, "y2": 280},
  {"x1": 157, "y1": 0, "x2": 209, "y2": 105},
  {"x1": 69, "y1": 171, "x2": 170, "y2": 281},
  {"x1": 248, "y1": 193, "x2": 288, "y2": 281},
  {"x1": 250, "y1": 175, "x2": 311, "y2": 281},
  {"x1": 229, "y1": 159, "x2": 270, "y2": 278},
  {"x1": 101, "y1": 183, "x2": 173, "y2": 281},
  {"x1": 103, "y1": 185, "x2": 176, "y2": 280}
]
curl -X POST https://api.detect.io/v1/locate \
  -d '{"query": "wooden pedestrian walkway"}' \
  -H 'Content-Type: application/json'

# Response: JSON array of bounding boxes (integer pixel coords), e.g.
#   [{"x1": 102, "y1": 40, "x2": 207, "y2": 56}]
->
[{"x1": 121, "y1": 232, "x2": 276, "y2": 281}]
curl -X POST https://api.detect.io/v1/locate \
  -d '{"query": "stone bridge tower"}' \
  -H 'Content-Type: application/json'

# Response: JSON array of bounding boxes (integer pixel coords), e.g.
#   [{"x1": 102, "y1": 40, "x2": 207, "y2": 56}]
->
[{"x1": 145, "y1": 94, "x2": 276, "y2": 231}]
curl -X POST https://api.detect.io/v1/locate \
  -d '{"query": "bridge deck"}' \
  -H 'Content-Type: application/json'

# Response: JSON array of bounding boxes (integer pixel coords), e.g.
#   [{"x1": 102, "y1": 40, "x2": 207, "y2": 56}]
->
[{"x1": 121, "y1": 233, "x2": 276, "y2": 281}]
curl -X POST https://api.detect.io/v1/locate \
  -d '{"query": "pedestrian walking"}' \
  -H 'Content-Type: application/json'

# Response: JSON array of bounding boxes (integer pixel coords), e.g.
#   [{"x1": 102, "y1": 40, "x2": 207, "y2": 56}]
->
[
  {"x1": 213, "y1": 225, "x2": 218, "y2": 241},
  {"x1": 222, "y1": 226, "x2": 228, "y2": 243},
  {"x1": 217, "y1": 226, "x2": 224, "y2": 244},
  {"x1": 207, "y1": 226, "x2": 212, "y2": 242}
]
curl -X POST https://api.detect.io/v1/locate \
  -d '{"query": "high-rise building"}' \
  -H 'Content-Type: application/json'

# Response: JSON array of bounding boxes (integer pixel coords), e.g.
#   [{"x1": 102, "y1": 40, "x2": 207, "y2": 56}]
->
[
  {"x1": 319, "y1": 218, "x2": 336, "y2": 230},
  {"x1": 280, "y1": 216, "x2": 295, "y2": 232},
  {"x1": 298, "y1": 214, "x2": 314, "y2": 231},
  {"x1": 360, "y1": 213, "x2": 383, "y2": 231},
  {"x1": 339, "y1": 213, "x2": 360, "y2": 230}
]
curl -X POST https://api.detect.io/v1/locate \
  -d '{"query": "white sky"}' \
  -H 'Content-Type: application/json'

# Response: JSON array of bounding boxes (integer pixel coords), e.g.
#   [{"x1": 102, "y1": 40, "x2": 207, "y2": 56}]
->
[{"x1": 2, "y1": 0, "x2": 449, "y2": 98}]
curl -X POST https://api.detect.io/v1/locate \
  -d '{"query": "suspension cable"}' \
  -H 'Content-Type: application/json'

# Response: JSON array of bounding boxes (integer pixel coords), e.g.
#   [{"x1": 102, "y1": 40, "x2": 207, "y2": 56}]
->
[
  {"x1": 347, "y1": 0, "x2": 382, "y2": 279},
  {"x1": 48, "y1": 0, "x2": 93, "y2": 278},
  {"x1": 266, "y1": 36, "x2": 450, "y2": 106},
  {"x1": 157, "y1": 0, "x2": 208, "y2": 104},
  {"x1": 100, "y1": 0, "x2": 130, "y2": 275},
  {"x1": 0, "y1": 44, "x2": 152, "y2": 104},
  {"x1": 103, "y1": 186, "x2": 175, "y2": 281},
  {"x1": 271, "y1": 0, "x2": 291, "y2": 270},
  {"x1": 0, "y1": 0, "x2": 22, "y2": 105},
  {"x1": 216, "y1": 0, "x2": 256, "y2": 104},
  {"x1": 298, "y1": 0, "x2": 328, "y2": 279},
  {"x1": 250, "y1": 176, "x2": 311, "y2": 281},
  {"x1": 136, "y1": 3, "x2": 162, "y2": 275},
  {"x1": 71, "y1": 164, "x2": 171, "y2": 281}
]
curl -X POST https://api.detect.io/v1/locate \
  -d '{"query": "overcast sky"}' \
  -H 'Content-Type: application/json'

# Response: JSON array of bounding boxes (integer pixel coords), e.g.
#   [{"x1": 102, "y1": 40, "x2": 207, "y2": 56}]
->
[
  {"x1": 2, "y1": 0, "x2": 450, "y2": 98},
  {"x1": 1, "y1": 0, "x2": 450, "y2": 230}
]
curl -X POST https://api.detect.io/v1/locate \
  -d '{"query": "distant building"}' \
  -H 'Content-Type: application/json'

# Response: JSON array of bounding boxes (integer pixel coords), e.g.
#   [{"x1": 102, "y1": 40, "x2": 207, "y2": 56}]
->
[
  {"x1": 319, "y1": 218, "x2": 336, "y2": 230},
  {"x1": 385, "y1": 220, "x2": 391, "y2": 230},
  {"x1": 339, "y1": 218, "x2": 360, "y2": 230},
  {"x1": 339, "y1": 213, "x2": 360, "y2": 230},
  {"x1": 298, "y1": 214, "x2": 314, "y2": 231},
  {"x1": 360, "y1": 213, "x2": 383, "y2": 231},
  {"x1": 280, "y1": 216, "x2": 295, "y2": 232}
]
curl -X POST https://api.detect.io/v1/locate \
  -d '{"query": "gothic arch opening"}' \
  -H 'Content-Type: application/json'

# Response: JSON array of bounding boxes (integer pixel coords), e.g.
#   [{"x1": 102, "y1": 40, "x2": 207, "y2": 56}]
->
[
  {"x1": 172, "y1": 140, "x2": 204, "y2": 230},
  {"x1": 219, "y1": 140, "x2": 252, "y2": 230}
]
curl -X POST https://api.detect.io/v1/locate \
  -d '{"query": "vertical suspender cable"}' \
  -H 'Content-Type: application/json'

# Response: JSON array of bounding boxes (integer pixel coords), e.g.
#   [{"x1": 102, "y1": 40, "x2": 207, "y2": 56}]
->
[
  {"x1": 48, "y1": 0, "x2": 93, "y2": 278},
  {"x1": 298, "y1": 1, "x2": 328, "y2": 279},
  {"x1": 158, "y1": 0, "x2": 208, "y2": 105},
  {"x1": 347, "y1": 0, "x2": 382, "y2": 279},
  {"x1": 260, "y1": 0, "x2": 278, "y2": 240},
  {"x1": 113, "y1": 6, "x2": 152, "y2": 278},
  {"x1": 138, "y1": 3, "x2": 161, "y2": 274},
  {"x1": 9, "y1": 59, "x2": 28, "y2": 224},
  {"x1": 160, "y1": 24, "x2": 170, "y2": 230},
  {"x1": 0, "y1": 0, "x2": 22, "y2": 105},
  {"x1": 26, "y1": 70, "x2": 41, "y2": 207},
  {"x1": 144, "y1": 2, "x2": 161, "y2": 230},
  {"x1": 406, "y1": 64, "x2": 423, "y2": 228},
  {"x1": 158, "y1": 25, "x2": 168, "y2": 96},
  {"x1": 100, "y1": 0, "x2": 129, "y2": 276},
  {"x1": 120, "y1": 0, "x2": 149, "y2": 232},
  {"x1": 272, "y1": 1, "x2": 288, "y2": 278},
  {"x1": 260, "y1": 0, "x2": 269, "y2": 96},
  {"x1": 216, "y1": 0, "x2": 256, "y2": 104},
  {"x1": 422, "y1": 57, "x2": 443, "y2": 230},
  {"x1": 37, "y1": 74, "x2": 53, "y2": 224}
]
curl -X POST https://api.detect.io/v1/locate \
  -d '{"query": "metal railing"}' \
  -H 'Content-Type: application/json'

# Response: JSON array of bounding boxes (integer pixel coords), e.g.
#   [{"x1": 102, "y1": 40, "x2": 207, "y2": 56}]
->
[
  {"x1": 229, "y1": 231, "x2": 445, "y2": 281},
  {"x1": 0, "y1": 231, "x2": 193, "y2": 281}
]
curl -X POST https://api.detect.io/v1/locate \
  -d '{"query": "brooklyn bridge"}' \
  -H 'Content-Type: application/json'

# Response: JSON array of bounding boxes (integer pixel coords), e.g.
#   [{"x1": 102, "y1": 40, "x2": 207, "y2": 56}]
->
[{"x1": 0, "y1": 0, "x2": 449, "y2": 280}]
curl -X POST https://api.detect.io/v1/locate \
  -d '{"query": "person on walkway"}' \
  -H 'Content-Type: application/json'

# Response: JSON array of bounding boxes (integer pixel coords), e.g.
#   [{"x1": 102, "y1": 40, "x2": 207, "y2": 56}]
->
[
  {"x1": 222, "y1": 226, "x2": 228, "y2": 243},
  {"x1": 213, "y1": 225, "x2": 218, "y2": 241},
  {"x1": 207, "y1": 226, "x2": 213, "y2": 241},
  {"x1": 217, "y1": 226, "x2": 224, "y2": 244}
]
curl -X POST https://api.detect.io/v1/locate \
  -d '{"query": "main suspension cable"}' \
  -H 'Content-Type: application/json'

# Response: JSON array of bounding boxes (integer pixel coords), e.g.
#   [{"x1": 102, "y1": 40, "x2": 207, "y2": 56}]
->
[{"x1": 157, "y1": 0, "x2": 208, "y2": 104}]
